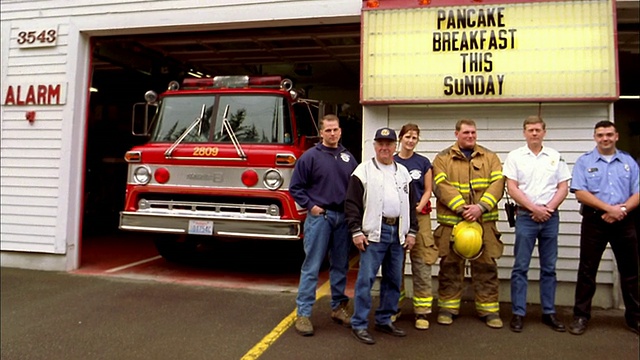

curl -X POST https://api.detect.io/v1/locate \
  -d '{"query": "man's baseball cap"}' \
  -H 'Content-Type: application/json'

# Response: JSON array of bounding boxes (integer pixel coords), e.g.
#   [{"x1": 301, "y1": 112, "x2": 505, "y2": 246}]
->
[{"x1": 374, "y1": 127, "x2": 397, "y2": 142}]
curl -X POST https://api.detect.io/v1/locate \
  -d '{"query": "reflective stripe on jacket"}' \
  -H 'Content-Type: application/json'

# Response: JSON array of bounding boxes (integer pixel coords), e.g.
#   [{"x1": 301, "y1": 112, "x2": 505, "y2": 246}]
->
[{"x1": 433, "y1": 143, "x2": 504, "y2": 226}]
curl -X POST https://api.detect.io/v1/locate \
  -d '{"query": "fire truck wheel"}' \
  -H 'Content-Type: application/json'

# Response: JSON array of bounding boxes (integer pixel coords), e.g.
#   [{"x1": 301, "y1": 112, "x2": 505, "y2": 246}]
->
[{"x1": 153, "y1": 235, "x2": 201, "y2": 264}]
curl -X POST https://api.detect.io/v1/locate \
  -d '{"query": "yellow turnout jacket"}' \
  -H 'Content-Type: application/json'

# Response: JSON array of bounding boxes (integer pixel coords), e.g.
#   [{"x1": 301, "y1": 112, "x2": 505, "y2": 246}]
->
[{"x1": 433, "y1": 143, "x2": 504, "y2": 226}]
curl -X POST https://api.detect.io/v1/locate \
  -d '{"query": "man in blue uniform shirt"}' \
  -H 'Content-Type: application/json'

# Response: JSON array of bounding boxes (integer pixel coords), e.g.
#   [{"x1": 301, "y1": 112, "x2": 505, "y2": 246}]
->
[
  {"x1": 569, "y1": 120, "x2": 639, "y2": 335},
  {"x1": 290, "y1": 114, "x2": 358, "y2": 336}
]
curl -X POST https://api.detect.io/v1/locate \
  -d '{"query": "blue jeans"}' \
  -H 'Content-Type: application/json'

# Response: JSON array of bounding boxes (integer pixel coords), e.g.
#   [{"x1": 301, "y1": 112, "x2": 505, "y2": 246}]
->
[
  {"x1": 351, "y1": 223, "x2": 404, "y2": 330},
  {"x1": 511, "y1": 209, "x2": 560, "y2": 316},
  {"x1": 296, "y1": 210, "x2": 351, "y2": 317}
]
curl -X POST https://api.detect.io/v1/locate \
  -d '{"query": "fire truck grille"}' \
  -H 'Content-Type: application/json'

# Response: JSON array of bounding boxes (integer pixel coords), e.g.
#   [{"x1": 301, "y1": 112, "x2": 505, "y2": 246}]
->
[{"x1": 137, "y1": 194, "x2": 282, "y2": 218}]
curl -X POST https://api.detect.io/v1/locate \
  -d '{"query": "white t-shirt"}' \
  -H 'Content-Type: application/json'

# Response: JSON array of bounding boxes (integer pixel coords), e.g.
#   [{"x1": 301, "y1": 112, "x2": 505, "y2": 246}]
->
[
  {"x1": 503, "y1": 145, "x2": 572, "y2": 206},
  {"x1": 379, "y1": 162, "x2": 401, "y2": 217}
]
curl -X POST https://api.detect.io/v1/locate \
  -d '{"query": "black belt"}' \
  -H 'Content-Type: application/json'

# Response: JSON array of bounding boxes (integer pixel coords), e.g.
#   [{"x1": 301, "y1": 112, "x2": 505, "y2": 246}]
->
[
  {"x1": 323, "y1": 204, "x2": 344, "y2": 212},
  {"x1": 382, "y1": 216, "x2": 398, "y2": 225},
  {"x1": 581, "y1": 205, "x2": 605, "y2": 217}
]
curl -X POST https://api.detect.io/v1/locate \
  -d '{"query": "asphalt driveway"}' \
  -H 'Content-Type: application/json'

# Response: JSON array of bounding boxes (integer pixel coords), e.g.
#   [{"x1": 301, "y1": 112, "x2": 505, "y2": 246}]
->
[{"x1": 2, "y1": 268, "x2": 638, "y2": 360}]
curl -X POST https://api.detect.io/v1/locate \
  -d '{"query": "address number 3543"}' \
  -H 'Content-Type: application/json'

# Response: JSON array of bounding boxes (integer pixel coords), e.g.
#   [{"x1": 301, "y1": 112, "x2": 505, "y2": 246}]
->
[{"x1": 17, "y1": 29, "x2": 58, "y2": 47}]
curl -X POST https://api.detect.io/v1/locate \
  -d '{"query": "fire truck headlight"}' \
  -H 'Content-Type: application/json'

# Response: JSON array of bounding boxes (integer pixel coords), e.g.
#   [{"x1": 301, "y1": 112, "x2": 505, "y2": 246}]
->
[
  {"x1": 263, "y1": 169, "x2": 283, "y2": 190},
  {"x1": 133, "y1": 166, "x2": 151, "y2": 184},
  {"x1": 268, "y1": 204, "x2": 280, "y2": 216}
]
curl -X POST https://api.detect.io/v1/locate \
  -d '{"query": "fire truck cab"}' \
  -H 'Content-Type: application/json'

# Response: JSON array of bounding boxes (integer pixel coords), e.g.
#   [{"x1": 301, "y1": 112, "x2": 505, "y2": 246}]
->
[{"x1": 119, "y1": 75, "x2": 330, "y2": 261}]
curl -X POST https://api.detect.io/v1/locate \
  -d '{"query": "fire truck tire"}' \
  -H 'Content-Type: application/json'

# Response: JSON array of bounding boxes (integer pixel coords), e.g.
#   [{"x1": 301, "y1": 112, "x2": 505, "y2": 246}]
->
[{"x1": 153, "y1": 235, "x2": 201, "y2": 264}]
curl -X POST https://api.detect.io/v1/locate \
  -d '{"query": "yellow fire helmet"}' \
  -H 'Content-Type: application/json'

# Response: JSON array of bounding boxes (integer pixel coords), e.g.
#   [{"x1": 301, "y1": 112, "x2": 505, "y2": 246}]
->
[{"x1": 451, "y1": 221, "x2": 484, "y2": 260}]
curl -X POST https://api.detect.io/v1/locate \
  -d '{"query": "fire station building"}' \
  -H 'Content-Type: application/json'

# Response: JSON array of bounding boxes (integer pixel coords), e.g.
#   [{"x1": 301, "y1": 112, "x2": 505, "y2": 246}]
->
[{"x1": 1, "y1": 0, "x2": 638, "y2": 310}]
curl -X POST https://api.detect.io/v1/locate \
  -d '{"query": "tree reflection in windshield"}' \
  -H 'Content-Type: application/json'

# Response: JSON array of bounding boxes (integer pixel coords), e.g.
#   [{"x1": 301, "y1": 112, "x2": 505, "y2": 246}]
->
[
  {"x1": 150, "y1": 94, "x2": 291, "y2": 144},
  {"x1": 151, "y1": 95, "x2": 213, "y2": 143},
  {"x1": 215, "y1": 108, "x2": 262, "y2": 143}
]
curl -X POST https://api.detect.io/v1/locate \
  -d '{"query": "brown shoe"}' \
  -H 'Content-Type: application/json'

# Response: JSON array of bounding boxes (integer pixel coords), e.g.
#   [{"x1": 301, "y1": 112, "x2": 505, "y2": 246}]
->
[
  {"x1": 331, "y1": 302, "x2": 352, "y2": 327},
  {"x1": 295, "y1": 316, "x2": 314, "y2": 336}
]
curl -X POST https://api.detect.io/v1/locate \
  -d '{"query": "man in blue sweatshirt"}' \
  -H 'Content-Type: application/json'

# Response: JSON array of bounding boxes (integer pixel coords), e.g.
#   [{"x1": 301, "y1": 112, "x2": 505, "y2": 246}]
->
[{"x1": 290, "y1": 114, "x2": 359, "y2": 336}]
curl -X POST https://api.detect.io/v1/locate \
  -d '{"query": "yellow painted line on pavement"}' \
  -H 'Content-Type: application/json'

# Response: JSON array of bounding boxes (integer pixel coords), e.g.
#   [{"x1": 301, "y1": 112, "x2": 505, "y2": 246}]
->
[{"x1": 240, "y1": 256, "x2": 360, "y2": 360}]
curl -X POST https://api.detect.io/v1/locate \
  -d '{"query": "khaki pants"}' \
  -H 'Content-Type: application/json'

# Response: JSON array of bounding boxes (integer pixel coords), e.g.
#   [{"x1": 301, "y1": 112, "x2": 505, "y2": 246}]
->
[{"x1": 410, "y1": 213, "x2": 438, "y2": 313}]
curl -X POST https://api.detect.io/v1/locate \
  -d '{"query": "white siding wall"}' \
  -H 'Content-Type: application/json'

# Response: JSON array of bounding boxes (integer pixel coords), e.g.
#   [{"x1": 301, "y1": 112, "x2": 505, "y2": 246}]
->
[
  {"x1": 1, "y1": 20, "x2": 71, "y2": 255},
  {"x1": 363, "y1": 102, "x2": 615, "y2": 285},
  {"x1": 0, "y1": 0, "x2": 362, "y2": 270}
]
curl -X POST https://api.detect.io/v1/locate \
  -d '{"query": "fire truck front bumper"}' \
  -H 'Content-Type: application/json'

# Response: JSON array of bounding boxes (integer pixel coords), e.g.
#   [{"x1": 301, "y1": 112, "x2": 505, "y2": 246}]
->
[{"x1": 119, "y1": 211, "x2": 301, "y2": 240}]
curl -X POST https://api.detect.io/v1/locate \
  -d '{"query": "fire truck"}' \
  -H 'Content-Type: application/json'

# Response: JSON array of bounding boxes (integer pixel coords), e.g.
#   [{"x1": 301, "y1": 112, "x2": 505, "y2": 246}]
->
[{"x1": 119, "y1": 75, "x2": 330, "y2": 262}]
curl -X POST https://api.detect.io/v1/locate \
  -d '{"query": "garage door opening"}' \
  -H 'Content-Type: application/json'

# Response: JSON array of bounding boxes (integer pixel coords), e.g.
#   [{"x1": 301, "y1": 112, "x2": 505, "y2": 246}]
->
[{"x1": 80, "y1": 23, "x2": 362, "y2": 278}]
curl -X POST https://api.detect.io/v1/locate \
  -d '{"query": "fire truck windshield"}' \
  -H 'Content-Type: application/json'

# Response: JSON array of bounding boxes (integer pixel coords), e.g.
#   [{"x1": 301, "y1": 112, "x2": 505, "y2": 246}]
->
[{"x1": 149, "y1": 94, "x2": 292, "y2": 144}]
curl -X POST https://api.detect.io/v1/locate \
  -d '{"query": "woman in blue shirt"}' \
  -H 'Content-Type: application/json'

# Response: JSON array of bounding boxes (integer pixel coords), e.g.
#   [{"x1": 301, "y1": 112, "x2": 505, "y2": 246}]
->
[{"x1": 393, "y1": 123, "x2": 438, "y2": 330}]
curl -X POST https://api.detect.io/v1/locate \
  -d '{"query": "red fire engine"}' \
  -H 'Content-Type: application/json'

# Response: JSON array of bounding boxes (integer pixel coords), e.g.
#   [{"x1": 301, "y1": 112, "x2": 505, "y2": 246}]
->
[{"x1": 119, "y1": 75, "x2": 330, "y2": 261}]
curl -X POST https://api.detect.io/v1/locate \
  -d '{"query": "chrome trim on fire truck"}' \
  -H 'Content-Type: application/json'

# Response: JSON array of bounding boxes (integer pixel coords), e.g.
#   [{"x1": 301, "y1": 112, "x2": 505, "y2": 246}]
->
[
  {"x1": 119, "y1": 211, "x2": 301, "y2": 240},
  {"x1": 162, "y1": 157, "x2": 247, "y2": 161},
  {"x1": 126, "y1": 164, "x2": 294, "y2": 189}
]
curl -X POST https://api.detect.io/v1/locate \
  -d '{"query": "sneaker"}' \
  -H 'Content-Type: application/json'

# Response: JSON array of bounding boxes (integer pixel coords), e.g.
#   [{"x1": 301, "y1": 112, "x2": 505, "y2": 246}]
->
[
  {"x1": 295, "y1": 316, "x2": 314, "y2": 336},
  {"x1": 391, "y1": 309, "x2": 402, "y2": 323},
  {"x1": 568, "y1": 317, "x2": 588, "y2": 335},
  {"x1": 415, "y1": 314, "x2": 430, "y2": 330},
  {"x1": 484, "y1": 314, "x2": 503, "y2": 329},
  {"x1": 437, "y1": 310, "x2": 454, "y2": 325},
  {"x1": 331, "y1": 302, "x2": 351, "y2": 327}
]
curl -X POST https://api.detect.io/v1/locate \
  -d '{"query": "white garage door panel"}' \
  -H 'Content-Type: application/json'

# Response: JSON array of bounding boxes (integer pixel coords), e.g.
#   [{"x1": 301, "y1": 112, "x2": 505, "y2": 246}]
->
[
  {"x1": 1, "y1": 214, "x2": 58, "y2": 227},
  {"x1": 6, "y1": 53, "x2": 68, "y2": 67},
  {"x1": 2, "y1": 167, "x2": 60, "y2": 178},
  {"x1": 1, "y1": 204, "x2": 58, "y2": 217},
  {"x1": 2, "y1": 223, "x2": 57, "y2": 237},
  {"x1": 0, "y1": 148, "x2": 62, "y2": 159},
  {"x1": 2, "y1": 129, "x2": 64, "y2": 141},
  {"x1": 0, "y1": 139, "x2": 62, "y2": 149},
  {"x1": 0, "y1": 185, "x2": 59, "y2": 198},
  {"x1": 1, "y1": 195, "x2": 59, "y2": 208},
  {"x1": 0, "y1": 236, "x2": 56, "y2": 253},
  {"x1": 1, "y1": 158, "x2": 62, "y2": 168}
]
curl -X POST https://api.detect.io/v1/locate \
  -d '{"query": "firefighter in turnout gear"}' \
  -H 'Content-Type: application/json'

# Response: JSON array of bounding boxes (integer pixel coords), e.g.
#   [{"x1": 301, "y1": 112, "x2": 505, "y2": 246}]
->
[{"x1": 432, "y1": 119, "x2": 505, "y2": 329}]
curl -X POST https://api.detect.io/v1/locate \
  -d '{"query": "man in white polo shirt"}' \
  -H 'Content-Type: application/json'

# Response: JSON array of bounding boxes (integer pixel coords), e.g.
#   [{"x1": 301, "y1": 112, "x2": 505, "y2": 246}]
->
[{"x1": 503, "y1": 115, "x2": 571, "y2": 333}]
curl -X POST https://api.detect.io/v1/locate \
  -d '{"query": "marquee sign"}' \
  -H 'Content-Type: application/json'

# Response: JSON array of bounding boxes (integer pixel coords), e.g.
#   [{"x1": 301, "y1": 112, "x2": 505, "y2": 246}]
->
[{"x1": 361, "y1": 0, "x2": 618, "y2": 104}]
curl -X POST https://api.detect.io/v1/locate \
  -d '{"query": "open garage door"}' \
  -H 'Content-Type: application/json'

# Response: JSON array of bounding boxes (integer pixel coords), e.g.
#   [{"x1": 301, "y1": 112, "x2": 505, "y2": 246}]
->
[{"x1": 82, "y1": 23, "x2": 362, "y2": 272}]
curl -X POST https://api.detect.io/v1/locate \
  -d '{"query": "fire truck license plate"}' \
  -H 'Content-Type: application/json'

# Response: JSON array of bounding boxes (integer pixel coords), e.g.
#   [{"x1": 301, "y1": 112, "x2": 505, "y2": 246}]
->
[{"x1": 188, "y1": 220, "x2": 213, "y2": 235}]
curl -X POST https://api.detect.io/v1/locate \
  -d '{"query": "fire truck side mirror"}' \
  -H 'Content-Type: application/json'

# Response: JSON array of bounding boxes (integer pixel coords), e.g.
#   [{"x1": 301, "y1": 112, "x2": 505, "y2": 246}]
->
[{"x1": 132, "y1": 102, "x2": 157, "y2": 136}]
